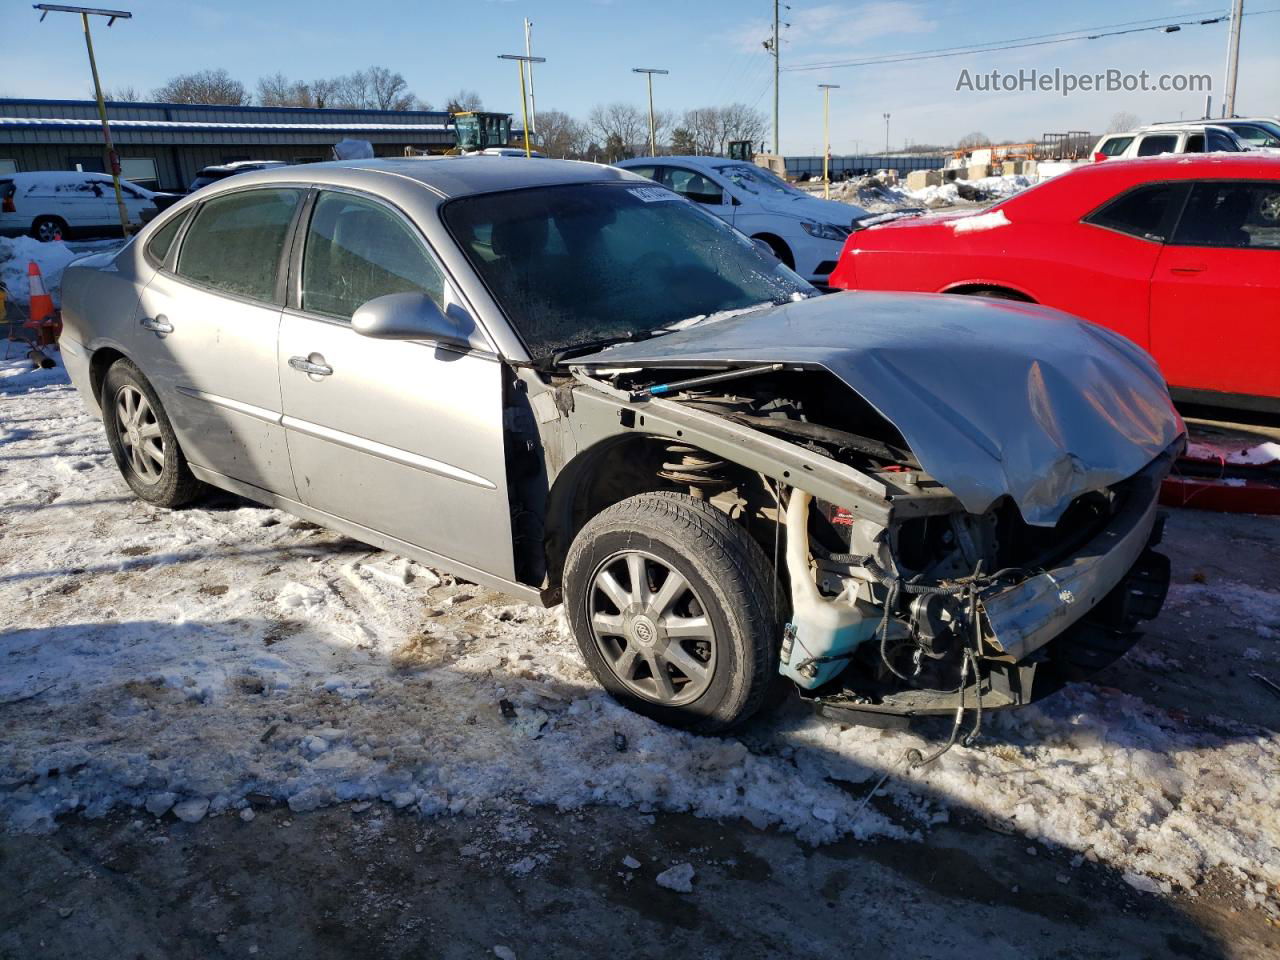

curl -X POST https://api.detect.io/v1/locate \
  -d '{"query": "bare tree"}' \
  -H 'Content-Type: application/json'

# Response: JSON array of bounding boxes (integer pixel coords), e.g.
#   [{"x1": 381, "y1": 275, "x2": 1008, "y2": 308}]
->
[
  {"x1": 445, "y1": 89, "x2": 483, "y2": 114},
  {"x1": 257, "y1": 72, "x2": 315, "y2": 107},
  {"x1": 152, "y1": 69, "x2": 248, "y2": 105},
  {"x1": 533, "y1": 109, "x2": 582, "y2": 159},
  {"x1": 956, "y1": 131, "x2": 990, "y2": 149},
  {"x1": 717, "y1": 103, "x2": 767, "y2": 154},
  {"x1": 1107, "y1": 111, "x2": 1141, "y2": 133},
  {"x1": 680, "y1": 107, "x2": 720, "y2": 155},
  {"x1": 587, "y1": 103, "x2": 648, "y2": 158},
  {"x1": 368, "y1": 66, "x2": 414, "y2": 111},
  {"x1": 311, "y1": 77, "x2": 340, "y2": 109},
  {"x1": 102, "y1": 85, "x2": 140, "y2": 102}
]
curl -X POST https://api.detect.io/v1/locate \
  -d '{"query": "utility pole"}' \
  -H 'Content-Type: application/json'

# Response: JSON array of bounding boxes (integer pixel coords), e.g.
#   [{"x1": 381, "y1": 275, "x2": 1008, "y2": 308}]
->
[
  {"x1": 34, "y1": 4, "x2": 133, "y2": 238},
  {"x1": 818, "y1": 84, "x2": 839, "y2": 199},
  {"x1": 883, "y1": 112, "x2": 891, "y2": 155},
  {"x1": 498, "y1": 54, "x2": 546, "y2": 157},
  {"x1": 773, "y1": 0, "x2": 780, "y2": 155},
  {"x1": 524, "y1": 18, "x2": 538, "y2": 135},
  {"x1": 633, "y1": 68, "x2": 669, "y2": 157},
  {"x1": 1222, "y1": 0, "x2": 1244, "y2": 117}
]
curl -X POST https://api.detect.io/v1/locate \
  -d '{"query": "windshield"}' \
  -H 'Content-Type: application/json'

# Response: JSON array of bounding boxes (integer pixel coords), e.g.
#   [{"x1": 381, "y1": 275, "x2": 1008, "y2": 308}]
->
[
  {"x1": 716, "y1": 163, "x2": 806, "y2": 198},
  {"x1": 443, "y1": 182, "x2": 815, "y2": 359}
]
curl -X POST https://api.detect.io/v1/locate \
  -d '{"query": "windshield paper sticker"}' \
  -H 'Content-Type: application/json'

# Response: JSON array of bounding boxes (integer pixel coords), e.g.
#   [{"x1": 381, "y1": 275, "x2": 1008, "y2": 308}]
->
[{"x1": 628, "y1": 186, "x2": 677, "y2": 202}]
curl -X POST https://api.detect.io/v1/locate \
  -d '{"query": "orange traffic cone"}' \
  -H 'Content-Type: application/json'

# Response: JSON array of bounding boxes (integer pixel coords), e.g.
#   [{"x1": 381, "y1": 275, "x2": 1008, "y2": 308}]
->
[{"x1": 27, "y1": 261, "x2": 54, "y2": 327}]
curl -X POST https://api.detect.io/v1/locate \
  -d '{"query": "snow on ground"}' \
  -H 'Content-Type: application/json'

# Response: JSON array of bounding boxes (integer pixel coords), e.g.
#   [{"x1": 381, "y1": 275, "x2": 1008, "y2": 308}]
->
[
  {"x1": 0, "y1": 236, "x2": 124, "y2": 307},
  {"x1": 826, "y1": 173, "x2": 1035, "y2": 213},
  {"x1": 1, "y1": 358, "x2": 1278, "y2": 911}
]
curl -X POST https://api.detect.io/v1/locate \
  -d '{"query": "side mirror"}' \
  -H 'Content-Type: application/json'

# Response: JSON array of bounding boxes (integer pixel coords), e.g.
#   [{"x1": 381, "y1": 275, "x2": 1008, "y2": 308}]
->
[{"x1": 351, "y1": 292, "x2": 477, "y2": 347}]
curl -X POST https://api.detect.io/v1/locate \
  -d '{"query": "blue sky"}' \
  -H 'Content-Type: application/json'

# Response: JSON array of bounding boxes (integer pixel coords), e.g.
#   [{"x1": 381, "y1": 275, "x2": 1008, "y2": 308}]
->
[{"x1": 5, "y1": 0, "x2": 1277, "y2": 153}]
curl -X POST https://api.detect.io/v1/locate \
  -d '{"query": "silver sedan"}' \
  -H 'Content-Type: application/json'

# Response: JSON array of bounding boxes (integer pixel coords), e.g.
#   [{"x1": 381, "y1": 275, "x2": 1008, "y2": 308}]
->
[{"x1": 59, "y1": 157, "x2": 1184, "y2": 733}]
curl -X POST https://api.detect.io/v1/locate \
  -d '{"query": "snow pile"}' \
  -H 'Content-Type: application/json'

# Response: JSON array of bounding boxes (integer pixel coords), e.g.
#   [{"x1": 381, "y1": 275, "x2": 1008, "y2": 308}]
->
[
  {"x1": 0, "y1": 237, "x2": 78, "y2": 307},
  {"x1": 831, "y1": 174, "x2": 1034, "y2": 213},
  {"x1": 1, "y1": 361, "x2": 1278, "y2": 907},
  {"x1": 950, "y1": 209, "x2": 1011, "y2": 234},
  {"x1": 0, "y1": 236, "x2": 122, "y2": 307}
]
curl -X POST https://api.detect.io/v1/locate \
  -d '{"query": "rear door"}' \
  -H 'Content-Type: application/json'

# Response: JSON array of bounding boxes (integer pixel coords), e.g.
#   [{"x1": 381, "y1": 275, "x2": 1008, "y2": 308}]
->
[
  {"x1": 1150, "y1": 180, "x2": 1280, "y2": 400},
  {"x1": 657, "y1": 166, "x2": 736, "y2": 225},
  {"x1": 132, "y1": 186, "x2": 303, "y2": 496},
  {"x1": 277, "y1": 188, "x2": 516, "y2": 578}
]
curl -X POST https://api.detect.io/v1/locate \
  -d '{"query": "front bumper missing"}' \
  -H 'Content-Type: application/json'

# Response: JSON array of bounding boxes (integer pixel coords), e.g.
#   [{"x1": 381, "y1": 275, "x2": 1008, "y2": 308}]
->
[
  {"x1": 802, "y1": 440, "x2": 1180, "y2": 719},
  {"x1": 979, "y1": 441, "x2": 1176, "y2": 663}
]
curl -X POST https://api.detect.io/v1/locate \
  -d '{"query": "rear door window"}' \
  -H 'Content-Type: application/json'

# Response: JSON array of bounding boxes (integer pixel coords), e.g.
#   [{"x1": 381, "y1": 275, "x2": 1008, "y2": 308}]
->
[
  {"x1": 1098, "y1": 136, "x2": 1133, "y2": 157},
  {"x1": 176, "y1": 188, "x2": 302, "y2": 302},
  {"x1": 300, "y1": 191, "x2": 446, "y2": 320},
  {"x1": 1171, "y1": 182, "x2": 1280, "y2": 249},
  {"x1": 1085, "y1": 183, "x2": 1183, "y2": 241},
  {"x1": 659, "y1": 167, "x2": 723, "y2": 204},
  {"x1": 1184, "y1": 134, "x2": 1205, "y2": 153},
  {"x1": 1136, "y1": 135, "x2": 1178, "y2": 157}
]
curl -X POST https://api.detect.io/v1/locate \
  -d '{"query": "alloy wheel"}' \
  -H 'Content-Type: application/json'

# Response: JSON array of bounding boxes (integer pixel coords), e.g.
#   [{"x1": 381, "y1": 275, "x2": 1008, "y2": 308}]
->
[
  {"x1": 114, "y1": 384, "x2": 165, "y2": 484},
  {"x1": 587, "y1": 550, "x2": 717, "y2": 705}
]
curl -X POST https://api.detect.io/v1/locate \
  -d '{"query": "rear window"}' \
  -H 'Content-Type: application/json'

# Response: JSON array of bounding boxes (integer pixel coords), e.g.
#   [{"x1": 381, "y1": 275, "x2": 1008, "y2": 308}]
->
[
  {"x1": 1137, "y1": 135, "x2": 1178, "y2": 157},
  {"x1": 176, "y1": 188, "x2": 302, "y2": 302},
  {"x1": 1098, "y1": 136, "x2": 1133, "y2": 157}
]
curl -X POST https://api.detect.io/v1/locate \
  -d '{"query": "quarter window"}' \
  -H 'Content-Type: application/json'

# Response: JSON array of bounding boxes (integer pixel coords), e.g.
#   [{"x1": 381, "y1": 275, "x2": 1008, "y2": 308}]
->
[
  {"x1": 1086, "y1": 184, "x2": 1180, "y2": 241},
  {"x1": 300, "y1": 191, "x2": 446, "y2": 320},
  {"x1": 1171, "y1": 182, "x2": 1280, "y2": 250},
  {"x1": 1098, "y1": 136, "x2": 1133, "y2": 157},
  {"x1": 145, "y1": 210, "x2": 189, "y2": 265},
  {"x1": 1136, "y1": 135, "x2": 1178, "y2": 157},
  {"x1": 176, "y1": 188, "x2": 301, "y2": 302}
]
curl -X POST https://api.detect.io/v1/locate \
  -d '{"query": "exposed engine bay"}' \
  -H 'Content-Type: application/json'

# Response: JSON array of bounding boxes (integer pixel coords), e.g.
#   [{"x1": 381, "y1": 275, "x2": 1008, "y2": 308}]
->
[{"x1": 554, "y1": 360, "x2": 1178, "y2": 730}]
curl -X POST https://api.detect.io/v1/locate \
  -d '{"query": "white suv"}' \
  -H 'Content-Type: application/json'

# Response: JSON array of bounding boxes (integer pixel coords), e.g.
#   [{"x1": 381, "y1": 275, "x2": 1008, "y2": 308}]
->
[
  {"x1": 0, "y1": 171, "x2": 156, "y2": 242},
  {"x1": 1091, "y1": 124, "x2": 1246, "y2": 161}
]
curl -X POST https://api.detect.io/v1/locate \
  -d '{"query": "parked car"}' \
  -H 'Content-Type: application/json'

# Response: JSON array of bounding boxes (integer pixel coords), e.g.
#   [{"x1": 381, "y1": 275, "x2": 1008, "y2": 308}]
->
[
  {"x1": 615, "y1": 155, "x2": 869, "y2": 284},
  {"x1": 829, "y1": 154, "x2": 1280, "y2": 410},
  {"x1": 1145, "y1": 116, "x2": 1280, "y2": 154},
  {"x1": 1090, "y1": 124, "x2": 1245, "y2": 161},
  {"x1": 0, "y1": 171, "x2": 156, "y2": 241},
  {"x1": 59, "y1": 158, "x2": 1182, "y2": 732},
  {"x1": 187, "y1": 160, "x2": 290, "y2": 192}
]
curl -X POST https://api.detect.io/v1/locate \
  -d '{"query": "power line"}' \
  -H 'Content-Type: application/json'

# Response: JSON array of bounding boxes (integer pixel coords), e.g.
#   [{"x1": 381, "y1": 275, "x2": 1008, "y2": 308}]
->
[{"x1": 783, "y1": 9, "x2": 1279, "y2": 73}]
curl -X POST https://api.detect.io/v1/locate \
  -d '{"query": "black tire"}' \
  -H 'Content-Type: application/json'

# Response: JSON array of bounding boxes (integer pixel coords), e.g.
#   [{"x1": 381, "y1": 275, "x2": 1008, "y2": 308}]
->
[
  {"x1": 755, "y1": 235, "x2": 795, "y2": 270},
  {"x1": 961, "y1": 287, "x2": 1028, "y2": 302},
  {"x1": 101, "y1": 359, "x2": 204, "y2": 507},
  {"x1": 563, "y1": 491, "x2": 780, "y2": 733},
  {"x1": 31, "y1": 216, "x2": 69, "y2": 243}
]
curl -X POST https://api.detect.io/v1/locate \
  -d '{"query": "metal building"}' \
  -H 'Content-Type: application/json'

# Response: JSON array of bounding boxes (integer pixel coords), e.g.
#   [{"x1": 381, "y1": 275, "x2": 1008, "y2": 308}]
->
[{"x1": 0, "y1": 98, "x2": 470, "y2": 192}]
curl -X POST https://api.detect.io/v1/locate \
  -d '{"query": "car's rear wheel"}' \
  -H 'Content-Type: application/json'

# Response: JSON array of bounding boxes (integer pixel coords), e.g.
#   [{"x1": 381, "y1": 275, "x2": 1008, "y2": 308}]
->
[
  {"x1": 101, "y1": 359, "x2": 204, "y2": 507},
  {"x1": 563, "y1": 491, "x2": 779, "y2": 733},
  {"x1": 31, "y1": 216, "x2": 68, "y2": 243}
]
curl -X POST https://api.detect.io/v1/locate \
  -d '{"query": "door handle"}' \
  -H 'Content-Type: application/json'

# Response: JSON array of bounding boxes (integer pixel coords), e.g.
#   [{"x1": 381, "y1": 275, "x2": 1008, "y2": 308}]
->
[
  {"x1": 288, "y1": 355, "x2": 333, "y2": 377},
  {"x1": 1170, "y1": 264, "x2": 1207, "y2": 275},
  {"x1": 140, "y1": 315, "x2": 174, "y2": 334}
]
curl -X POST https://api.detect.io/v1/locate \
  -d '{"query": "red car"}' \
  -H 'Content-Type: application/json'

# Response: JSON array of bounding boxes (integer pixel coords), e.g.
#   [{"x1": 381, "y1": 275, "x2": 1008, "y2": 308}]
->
[{"x1": 829, "y1": 154, "x2": 1280, "y2": 411}]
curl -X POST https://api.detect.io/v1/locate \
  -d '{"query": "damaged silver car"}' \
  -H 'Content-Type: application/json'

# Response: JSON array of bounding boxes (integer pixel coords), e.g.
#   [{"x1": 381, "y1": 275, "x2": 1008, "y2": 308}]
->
[{"x1": 58, "y1": 158, "x2": 1185, "y2": 732}]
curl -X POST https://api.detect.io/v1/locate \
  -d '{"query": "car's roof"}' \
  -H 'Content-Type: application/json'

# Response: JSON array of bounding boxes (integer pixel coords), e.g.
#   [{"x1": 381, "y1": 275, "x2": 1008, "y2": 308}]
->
[
  {"x1": 235, "y1": 155, "x2": 642, "y2": 199},
  {"x1": 1146, "y1": 117, "x2": 1279, "y2": 127},
  {"x1": 1070, "y1": 153, "x2": 1280, "y2": 181},
  {"x1": 1132, "y1": 123, "x2": 1237, "y2": 133}
]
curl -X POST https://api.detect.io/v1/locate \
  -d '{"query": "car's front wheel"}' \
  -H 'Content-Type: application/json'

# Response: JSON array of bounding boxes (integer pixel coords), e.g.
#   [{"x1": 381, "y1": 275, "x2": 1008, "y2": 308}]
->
[
  {"x1": 563, "y1": 491, "x2": 779, "y2": 733},
  {"x1": 31, "y1": 216, "x2": 68, "y2": 243},
  {"x1": 101, "y1": 359, "x2": 204, "y2": 507}
]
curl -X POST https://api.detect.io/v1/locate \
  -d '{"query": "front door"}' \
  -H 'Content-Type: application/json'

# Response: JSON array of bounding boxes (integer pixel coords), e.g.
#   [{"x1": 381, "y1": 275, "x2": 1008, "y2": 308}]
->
[
  {"x1": 132, "y1": 186, "x2": 303, "y2": 496},
  {"x1": 1150, "y1": 180, "x2": 1280, "y2": 400},
  {"x1": 277, "y1": 189, "x2": 516, "y2": 579}
]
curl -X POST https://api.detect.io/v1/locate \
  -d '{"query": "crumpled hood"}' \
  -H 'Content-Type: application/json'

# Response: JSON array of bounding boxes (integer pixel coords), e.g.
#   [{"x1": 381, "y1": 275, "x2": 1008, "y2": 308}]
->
[{"x1": 576, "y1": 291, "x2": 1185, "y2": 525}]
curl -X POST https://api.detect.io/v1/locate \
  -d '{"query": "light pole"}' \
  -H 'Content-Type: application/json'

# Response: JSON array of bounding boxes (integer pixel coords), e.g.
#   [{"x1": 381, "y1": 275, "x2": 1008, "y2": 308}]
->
[
  {"x1": 34, "y1": 4, "x2": 133, "y2": 238},
  {"x1": 498, "y1": 53, "x2": 546, "y2": 157},
  {"x1": 632, "y1": 68, "x2": 668, "y2": 157},
  {"x1": 523, "y1": 18, "x2": 538, "y2": 136},
  {"x1": 1222, "y1": 0, "x2": 1244, "y2": 116},
  {"x1": 818, "y1": 84, "x2": 839, "y2": 199},
  {"x1": 883, "y1": 112, "x2": 891, "y2": 155}
]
